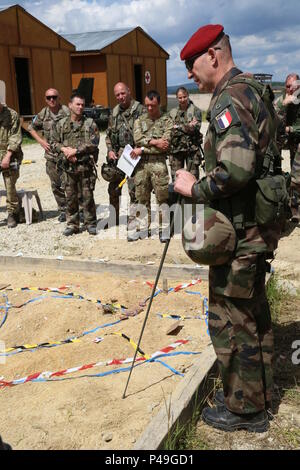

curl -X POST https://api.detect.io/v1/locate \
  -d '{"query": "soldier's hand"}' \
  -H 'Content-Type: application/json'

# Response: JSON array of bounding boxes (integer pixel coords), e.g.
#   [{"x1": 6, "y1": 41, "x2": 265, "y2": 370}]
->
[
  {"x1": 130, "y1": 148, "x2": 142, "y2": 159},
  {"x1": 41, "y1": 140, "x2": 50, "y2": 152},
  {"x1": 1, "y1": 154, "x2": 12, "y2": 169},
  {"x1": 62, "y1": 147, "x2": 77, "y2": 159},
  {"x1": 108, "y1": 150, "x2": 118, "y2": 161},
  {"x1": 174, "y1": 169, "x2": 196, "y2": 197},
  {"x1": 188, "y1": 117, "x2": 198, "y2": 129},
  {"x1": 152, "y1": 138, "x2": 169, "y2": 150}
]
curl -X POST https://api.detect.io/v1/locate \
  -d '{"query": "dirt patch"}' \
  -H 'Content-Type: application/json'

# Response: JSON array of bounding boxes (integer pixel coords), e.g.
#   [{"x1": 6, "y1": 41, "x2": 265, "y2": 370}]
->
[{"x1": 0, "y1": 269, "x2": 210, "y2": 450}]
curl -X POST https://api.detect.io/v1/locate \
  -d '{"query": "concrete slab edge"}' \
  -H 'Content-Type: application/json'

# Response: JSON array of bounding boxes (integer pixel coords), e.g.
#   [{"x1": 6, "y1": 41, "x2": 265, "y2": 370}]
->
[
  {"x1": 0, "y1": 255, "x2": 208, "y2": 280},
  {"x1": 133, "y1": 344, "x2": 217, "y2": 450}
]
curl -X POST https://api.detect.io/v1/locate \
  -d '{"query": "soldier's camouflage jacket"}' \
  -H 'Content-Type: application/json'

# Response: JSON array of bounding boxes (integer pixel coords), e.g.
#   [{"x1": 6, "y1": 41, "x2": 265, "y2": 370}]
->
[
  {"x1": 50, "y1": 115, "x2": 99, "y2": 172},
  {"x1": 0, "y1": 105, "x2": 23, "y2": 163},
  {"x1": 274, "y1": 93, "x2": 300, "y2": 138},
  {"x1": 169, "y1": 100, "x2": 202, "y2": 154},
  {"x1": 192, "y1": 67, "x2": 281, "y2": 257},
  {"x1": 28, "y1": 105, "x2": 70, "y2": 161},
  {"x1": 105, "y1": 100, "x2": 145, "y2": 156},
  {"x1": 133, "y1": 112, "x2": 173, "y2": 155}
]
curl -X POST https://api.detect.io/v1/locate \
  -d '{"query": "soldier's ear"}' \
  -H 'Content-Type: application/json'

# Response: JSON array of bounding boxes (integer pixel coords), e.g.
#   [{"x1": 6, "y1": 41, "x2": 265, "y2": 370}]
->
[{"x1": 207, "y1": 47, "x2": 218, "y2": 65}]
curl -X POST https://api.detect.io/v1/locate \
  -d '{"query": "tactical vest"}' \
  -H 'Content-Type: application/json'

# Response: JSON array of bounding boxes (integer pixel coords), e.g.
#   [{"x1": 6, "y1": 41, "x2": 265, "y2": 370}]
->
[
  {"x1": 169, "y1": 102, "x2": 196, "y2": 122},
  {"x1": 111, "y1": 101, "x2": 141, "y2": 150},
  {"x1": 35, "y1": 105, "x2": 70, "y2": 140},
  {"x1": 170, "y1": 102, "x2": 201, "y2": 154},
  {"x1": 209, "y1": 76, "x2": 289, "y2": 229},
  {"x1": 59, "y1": 116, "x2": 95, "y2": 147}
]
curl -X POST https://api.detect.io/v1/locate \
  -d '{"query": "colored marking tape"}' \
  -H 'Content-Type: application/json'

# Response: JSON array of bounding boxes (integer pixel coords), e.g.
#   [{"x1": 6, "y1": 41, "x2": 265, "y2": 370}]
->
[
  {"x1": 0, "y1": 319, "x2": 122, "y2": 356},
  {"x1": 0, "y1": 339, "x2": 189, "y2": 388}
]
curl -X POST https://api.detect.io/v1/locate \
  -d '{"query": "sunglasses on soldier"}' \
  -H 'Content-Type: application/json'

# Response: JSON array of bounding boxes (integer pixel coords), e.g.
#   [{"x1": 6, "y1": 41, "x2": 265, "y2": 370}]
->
[{"x1": 185, "y1": 47, "x2": 221, "y2": 72}]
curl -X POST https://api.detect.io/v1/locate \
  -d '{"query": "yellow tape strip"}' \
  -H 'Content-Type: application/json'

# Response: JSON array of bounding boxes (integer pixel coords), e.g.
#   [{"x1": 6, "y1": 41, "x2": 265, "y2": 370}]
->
[
  {"x1": 111, "y1": 332, "x2": 151, "y2": 360},
  {"x1": 118, "y1": 177, "x2": 127, "y2": 189}
]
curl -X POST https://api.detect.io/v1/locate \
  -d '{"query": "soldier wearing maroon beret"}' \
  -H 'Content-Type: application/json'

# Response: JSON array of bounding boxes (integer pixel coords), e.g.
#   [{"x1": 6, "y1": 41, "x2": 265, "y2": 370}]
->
[{"x1": 175, "y1": 25, "x2": 283, "y2": 432}]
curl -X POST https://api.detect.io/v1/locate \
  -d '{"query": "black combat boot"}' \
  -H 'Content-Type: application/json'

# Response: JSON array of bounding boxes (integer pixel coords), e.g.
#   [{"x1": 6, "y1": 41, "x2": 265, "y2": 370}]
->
[
  {"x1": 213, "y1": 389, "x2": 225, "y2": 406},
  {"x1": 87, "y1": 226, "x2": 97, "y2": 235},
  {"x1": 213, "y1": 390, "x2": 273, "y2": 414},
  {"x1": 63, "y1": 227, "x2": 79, "y2": 236},
  {"x1": 58, "y1": 211, "x2": 66, "y2": 223},
  {"x1": 202, "y1": 405, "x2": 269, "y2": 433},
  {"x1": 7, "y1": 213, "x2": 18, "y2": 228}
]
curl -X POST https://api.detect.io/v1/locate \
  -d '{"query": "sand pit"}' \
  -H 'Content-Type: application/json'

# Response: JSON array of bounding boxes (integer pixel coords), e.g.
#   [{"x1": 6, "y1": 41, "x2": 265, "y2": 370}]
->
[{"x1": 0, "y1": 269, "x2": 210, "y2": 450}]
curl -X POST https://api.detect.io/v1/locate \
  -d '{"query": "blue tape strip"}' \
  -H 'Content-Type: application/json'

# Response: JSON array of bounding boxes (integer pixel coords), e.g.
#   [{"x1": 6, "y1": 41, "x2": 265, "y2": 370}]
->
[
  {"x1": 0, "y1": 294, "x2": 10, "y2": 329},
  {"x1": 0, "y1": 319, "x2": 122, "y2": 357}
]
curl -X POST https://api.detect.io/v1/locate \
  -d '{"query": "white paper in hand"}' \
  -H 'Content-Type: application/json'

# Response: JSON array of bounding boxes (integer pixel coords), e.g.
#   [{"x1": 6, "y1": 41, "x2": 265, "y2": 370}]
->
[{"x1": 117, "y1": 144, "x2": 141, "y2": 177}]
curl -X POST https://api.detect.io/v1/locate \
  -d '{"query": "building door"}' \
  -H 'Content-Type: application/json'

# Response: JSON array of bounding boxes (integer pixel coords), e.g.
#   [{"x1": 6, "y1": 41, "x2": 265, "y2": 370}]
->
[
  {"x1": 134, "y1": 64, "x2": 143, "y2": 103},
  {"x1": 14, "y1": 58, "x2": 32, "y2": 115}
]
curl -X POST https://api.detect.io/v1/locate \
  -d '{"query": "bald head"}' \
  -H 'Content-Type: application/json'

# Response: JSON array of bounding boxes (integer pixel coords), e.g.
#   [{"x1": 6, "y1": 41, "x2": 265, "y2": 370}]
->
[
  {"x1": 285, "y1": 74, "x2": 299, "y2": 84},
  {"x1": 285, "y1": 74, "x2": 300, "y2": 96},
  {"x1": 114, "y1": 82, "x2": 131, "y2": 109},
  {"x1": 45, "y1": 88, "x2": 61, "y2": 110}
]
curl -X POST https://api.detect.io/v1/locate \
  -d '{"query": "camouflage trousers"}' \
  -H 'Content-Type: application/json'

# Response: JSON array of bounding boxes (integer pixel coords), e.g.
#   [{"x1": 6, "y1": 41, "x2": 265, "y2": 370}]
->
[
  {"x1": 169, "y1": 150, "x2": 201, "y2": 181},
  {"x1": 46, "y1": 159, "x2": 66, "y2": 213},
  {"x1": 108, "y1": 175, "x2": 137, "y2": 223},
  {"x1": 290, "y1": 145, "x2": 300, "y2": 218},
  {"x1": 63, "y1": 168, "x2": 97, "y2": 230},
  {"x1": 128, "y1": 156, "x2": 169, "y2": 236},
  {"x1": 288, "y1": 141, "x2": 300, "y2": 170},
  {"x1": 2, "y1": 169, "x2": 20, "y2": 215},
  {"x1": 209, "y1": 253, "x2": 274, "y2": 414}
]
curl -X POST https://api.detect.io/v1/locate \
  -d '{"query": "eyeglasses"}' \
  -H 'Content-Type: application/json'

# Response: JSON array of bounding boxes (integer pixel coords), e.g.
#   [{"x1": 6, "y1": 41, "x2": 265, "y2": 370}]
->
[
  {"x1": 46, "y1": 95, "x2": 58, "y2": 100},
  {"x1": 185, "y1": 47, "x2": 221, "y2": 72}
]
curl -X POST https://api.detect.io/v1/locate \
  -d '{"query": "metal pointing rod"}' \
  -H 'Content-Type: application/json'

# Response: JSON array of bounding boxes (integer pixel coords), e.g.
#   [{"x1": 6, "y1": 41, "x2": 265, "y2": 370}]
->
[
  {"x1": 122, "y1": 165, "x2": 193, "y2": 399},
  {"x1": 122, "y1": 230, "x2": 173, "y2": 399}
]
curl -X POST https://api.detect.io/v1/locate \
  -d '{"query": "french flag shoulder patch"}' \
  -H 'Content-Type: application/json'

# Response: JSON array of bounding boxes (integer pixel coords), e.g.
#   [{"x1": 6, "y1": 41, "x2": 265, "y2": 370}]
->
[{"x1": 216, "y1": 108, "x2": 233, "y2": 130}]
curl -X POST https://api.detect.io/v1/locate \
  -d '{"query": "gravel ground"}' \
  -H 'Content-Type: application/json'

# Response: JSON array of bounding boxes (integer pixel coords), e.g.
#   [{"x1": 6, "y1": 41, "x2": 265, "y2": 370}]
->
[
  {"x1": 0, "y1": 94, "x2": 213, "y2": 261},
  {"x1": 0, "y1": 96, "x2": 296, "y2": 268},
  {"x1": 0, "y1": 122, "x2": 206, "y2": 262}
]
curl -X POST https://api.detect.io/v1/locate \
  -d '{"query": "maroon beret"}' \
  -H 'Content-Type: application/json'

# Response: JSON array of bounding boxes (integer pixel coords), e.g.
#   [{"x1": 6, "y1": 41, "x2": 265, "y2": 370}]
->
[{"x1": 180, "y1": 24, "x2": 224, "y2": 60}]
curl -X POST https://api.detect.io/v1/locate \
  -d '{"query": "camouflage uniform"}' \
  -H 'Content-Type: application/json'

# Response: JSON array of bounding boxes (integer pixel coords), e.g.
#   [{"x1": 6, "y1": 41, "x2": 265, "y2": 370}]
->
[
  {"x1": 0, "y1": 106, "x2": 23, "y2": 216},
  {"x1": 105, "y1": 100, "x2": 145, "y2": 222},
  {"x1": 130, "y1": 113, "x2": 173, "y2": 236},
  {"x1": 290, "y1": 149, "x2": 300, "y2": 219},
  {"x1": 274, "y1": 93, "x2": 300, "y2": 168},
  {"x1": 28, "y1": 105, "x2": 69, "y2": 213},
  {"x1": 192, "y1": 68, "x2": 281, "y2": 415},
  {"x1": 169, "y1": 100, "x2": 203, "y2": 180},
  {"x1": 50, "y1": 116, "x2": 99, "y2": 231}
]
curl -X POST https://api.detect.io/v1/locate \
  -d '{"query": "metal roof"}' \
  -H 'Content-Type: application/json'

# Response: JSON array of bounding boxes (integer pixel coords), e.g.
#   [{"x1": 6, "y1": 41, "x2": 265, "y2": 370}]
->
[{"x1": 63, "y1": 29, "x2": 134, "y2": 52}]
